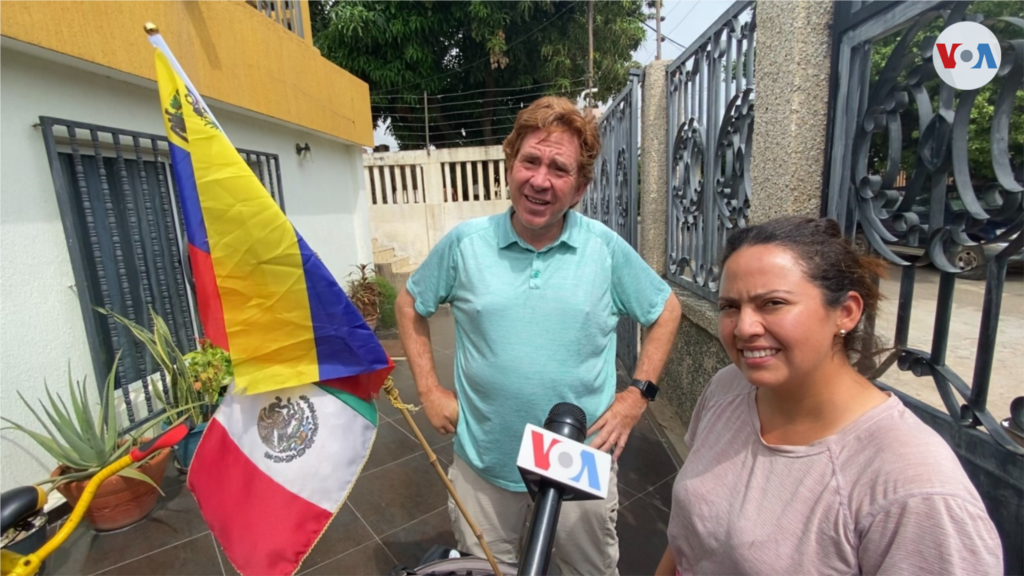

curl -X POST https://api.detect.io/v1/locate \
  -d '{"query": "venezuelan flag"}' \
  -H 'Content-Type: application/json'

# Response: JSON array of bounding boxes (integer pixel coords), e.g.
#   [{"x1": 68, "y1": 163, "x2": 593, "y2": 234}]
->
[{"x1": 149, "y1": 33, "x2": 392, "y2": 398}]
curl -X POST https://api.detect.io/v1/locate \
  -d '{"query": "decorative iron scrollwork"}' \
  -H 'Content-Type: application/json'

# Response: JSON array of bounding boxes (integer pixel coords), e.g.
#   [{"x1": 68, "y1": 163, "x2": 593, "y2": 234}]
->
[
  {"x1": 827, "y1": 2, "x2": 1023, "y2": 454},
  {"x1": 579, "y1": 70, "x2": 640, "y2": 374},
  {"x1": 666, "y1": 1, "x2": 756, "y2": 300}
]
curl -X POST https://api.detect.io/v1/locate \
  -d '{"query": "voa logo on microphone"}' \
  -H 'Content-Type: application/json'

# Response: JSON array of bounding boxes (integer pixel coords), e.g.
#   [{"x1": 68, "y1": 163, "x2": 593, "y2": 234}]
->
[
  {"x1": 516, "y1": 424, "x2": 612, "y2": 499},
  {"x1": 932, "y1": 21, "x2": 1002, "y2": 91}
]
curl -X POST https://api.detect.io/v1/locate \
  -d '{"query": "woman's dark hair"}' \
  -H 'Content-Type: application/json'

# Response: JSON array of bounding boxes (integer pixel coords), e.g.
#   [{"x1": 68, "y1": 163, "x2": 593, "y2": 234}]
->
[{"x1": 721, "y1": 216, "x2": 889, "y2": 373}]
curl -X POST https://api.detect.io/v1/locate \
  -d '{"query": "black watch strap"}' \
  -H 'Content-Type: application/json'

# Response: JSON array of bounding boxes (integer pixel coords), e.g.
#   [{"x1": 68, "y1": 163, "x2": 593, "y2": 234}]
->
[{"x1": 630, "y1": 379, "x2": 659, "y2": 401}]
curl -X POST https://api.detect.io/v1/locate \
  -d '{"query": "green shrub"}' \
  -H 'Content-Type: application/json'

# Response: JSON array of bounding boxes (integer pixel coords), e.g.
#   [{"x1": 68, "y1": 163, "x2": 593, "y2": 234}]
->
[{"x1": 373, "y1": 275, "x2": 399, "y2": 330}]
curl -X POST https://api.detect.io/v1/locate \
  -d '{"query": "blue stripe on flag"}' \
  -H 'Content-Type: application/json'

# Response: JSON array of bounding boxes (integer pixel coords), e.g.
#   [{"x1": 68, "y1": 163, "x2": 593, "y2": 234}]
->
[
  {"x1": 169, "y1": 143, "x2": 209, "y2": 252},
  {"x1": 295, "y1": 233, "x2": 392, "y2": 380}
]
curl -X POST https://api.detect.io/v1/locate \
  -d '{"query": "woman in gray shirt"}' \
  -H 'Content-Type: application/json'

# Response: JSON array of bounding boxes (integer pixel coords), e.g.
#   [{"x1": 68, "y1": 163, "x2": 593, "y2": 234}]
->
[{"x1": 657, "y1": 217, "x2": 1002, "y2": 576}]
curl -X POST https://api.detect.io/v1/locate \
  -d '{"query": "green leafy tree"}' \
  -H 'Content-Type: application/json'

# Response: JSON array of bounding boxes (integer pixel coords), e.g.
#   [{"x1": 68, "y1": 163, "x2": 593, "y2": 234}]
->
[
  {"x1": 313, "y1": 0, "x2": 645, "y2": 149},
  {"x1": 866, "y1": 1, "x2": 1024, "y2": 184}
]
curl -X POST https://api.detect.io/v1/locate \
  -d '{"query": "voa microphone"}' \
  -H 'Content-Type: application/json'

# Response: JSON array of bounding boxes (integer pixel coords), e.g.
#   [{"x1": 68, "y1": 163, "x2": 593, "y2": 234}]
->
[{"x1": 515, "y1": 403, "x2": 612, "y2": 576}]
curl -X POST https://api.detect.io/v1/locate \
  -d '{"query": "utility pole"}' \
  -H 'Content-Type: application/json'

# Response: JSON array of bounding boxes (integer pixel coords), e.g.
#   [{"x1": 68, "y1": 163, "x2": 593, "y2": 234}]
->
[
  {"x1": 424, "y1": 91, "x2": 430, "y2": 153},
  {"x1": 587, "y1": 0, "x2": 594, "y2": 108},
  {"x1": 655, "y1": 0, "x2": 662, "y2": 60}
]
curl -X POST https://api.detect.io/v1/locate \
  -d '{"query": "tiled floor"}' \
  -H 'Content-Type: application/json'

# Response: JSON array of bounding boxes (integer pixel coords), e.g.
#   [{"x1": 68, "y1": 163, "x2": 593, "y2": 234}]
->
[{"x1": 46, "y1": 307, "x2": 683, "y2": 576}]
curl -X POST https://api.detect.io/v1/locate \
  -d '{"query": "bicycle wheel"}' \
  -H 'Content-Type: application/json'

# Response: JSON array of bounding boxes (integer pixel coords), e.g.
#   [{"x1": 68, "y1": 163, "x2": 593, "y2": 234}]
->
[{"x1": 396, "y1": 556, "x2": 518, "y2": 576}]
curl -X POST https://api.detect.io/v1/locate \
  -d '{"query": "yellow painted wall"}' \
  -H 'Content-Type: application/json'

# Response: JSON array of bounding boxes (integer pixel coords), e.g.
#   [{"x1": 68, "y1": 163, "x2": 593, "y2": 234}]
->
[{"x1": 0, "y1": 1, "x2": 372, "y2": 146}]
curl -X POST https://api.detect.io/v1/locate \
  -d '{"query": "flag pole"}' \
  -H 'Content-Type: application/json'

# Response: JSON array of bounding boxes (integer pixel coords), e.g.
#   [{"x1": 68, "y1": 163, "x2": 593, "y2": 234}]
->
[{"x1": 382, "y1": 379, "x2": 506, "y2": 576}]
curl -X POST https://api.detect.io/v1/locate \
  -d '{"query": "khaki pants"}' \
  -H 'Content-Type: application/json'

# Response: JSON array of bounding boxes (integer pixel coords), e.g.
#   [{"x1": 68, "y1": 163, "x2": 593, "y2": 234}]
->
[{"x1": 447, "y1": 454, "x2": 620, "y2": 576}]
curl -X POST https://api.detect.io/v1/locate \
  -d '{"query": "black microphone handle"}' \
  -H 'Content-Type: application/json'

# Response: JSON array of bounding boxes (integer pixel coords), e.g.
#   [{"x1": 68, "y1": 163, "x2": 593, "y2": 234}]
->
[
  {"x1": 517, "y1": 404, "x2": 588, "y2": 576},
  {"x1": 518, "y1": 482, "x2": 564, "y2": 576}
]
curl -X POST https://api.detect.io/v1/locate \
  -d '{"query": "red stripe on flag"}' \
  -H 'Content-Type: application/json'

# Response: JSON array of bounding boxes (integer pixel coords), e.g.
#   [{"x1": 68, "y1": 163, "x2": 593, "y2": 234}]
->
[
  {"x1": 188, "y1": 244, "x2": 229, "y2": 351},
  {"x1": 188, "y1": 419, "x2": 333, "y2": 576},
  {"x1": 320, "y1": 358, "x2": 395, "y2": 400}
]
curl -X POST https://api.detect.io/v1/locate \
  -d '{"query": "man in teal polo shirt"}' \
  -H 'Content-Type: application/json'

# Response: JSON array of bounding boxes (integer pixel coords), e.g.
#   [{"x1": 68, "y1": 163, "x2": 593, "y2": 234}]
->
[{"x1": 396, "y1": 96, "x2": 682, "y2": 576}]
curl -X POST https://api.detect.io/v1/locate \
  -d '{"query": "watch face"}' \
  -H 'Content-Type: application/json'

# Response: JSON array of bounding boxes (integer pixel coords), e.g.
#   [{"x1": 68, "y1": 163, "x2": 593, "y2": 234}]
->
[{"x1": 633, "y1": 380, "x2": 657, "y2": 400}]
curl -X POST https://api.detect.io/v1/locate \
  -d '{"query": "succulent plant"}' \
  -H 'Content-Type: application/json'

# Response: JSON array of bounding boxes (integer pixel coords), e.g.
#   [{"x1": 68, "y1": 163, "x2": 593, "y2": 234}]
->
[{"x1": 1, "y1": 353, "x2": 162, "y2": 492}]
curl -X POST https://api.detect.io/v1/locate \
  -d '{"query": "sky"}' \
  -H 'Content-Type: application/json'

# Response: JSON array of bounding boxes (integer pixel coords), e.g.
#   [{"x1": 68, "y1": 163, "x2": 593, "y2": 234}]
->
[{"x1": 371, "y1": 0, "x2": 734, "y2": 149}]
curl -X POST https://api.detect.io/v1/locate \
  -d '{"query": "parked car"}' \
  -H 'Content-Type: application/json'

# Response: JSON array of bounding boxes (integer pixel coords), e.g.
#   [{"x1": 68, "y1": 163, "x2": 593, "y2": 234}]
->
[{"x1": 874, "y1": 192, "x2": 1022, "y2": 280}]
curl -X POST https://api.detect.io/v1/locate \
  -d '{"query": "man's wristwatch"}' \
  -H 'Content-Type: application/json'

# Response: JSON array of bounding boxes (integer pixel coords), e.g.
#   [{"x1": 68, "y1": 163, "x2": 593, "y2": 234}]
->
[{"x1": 629, "y1": 379, "x2": 659, "y2": 402}]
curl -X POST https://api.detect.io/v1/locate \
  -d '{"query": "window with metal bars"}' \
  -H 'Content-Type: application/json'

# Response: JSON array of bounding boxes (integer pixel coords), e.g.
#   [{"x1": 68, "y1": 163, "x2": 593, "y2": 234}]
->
[{"x1": 39, "y1": 116, "x2": 285, "y2": 432}]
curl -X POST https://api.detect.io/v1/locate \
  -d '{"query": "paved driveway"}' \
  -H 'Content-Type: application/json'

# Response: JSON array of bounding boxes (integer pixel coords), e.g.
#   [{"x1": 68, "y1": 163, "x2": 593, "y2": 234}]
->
[{"x1": 874, "y1": 266, "x2": 1023, "y2": 421}]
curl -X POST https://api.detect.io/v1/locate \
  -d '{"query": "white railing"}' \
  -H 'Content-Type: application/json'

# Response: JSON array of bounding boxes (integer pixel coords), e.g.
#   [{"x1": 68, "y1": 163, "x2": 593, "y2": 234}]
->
[
  {"x1": 363, "y1": 146, "x2": 509, "y2": 206},
  {"x1": 247, "y1": 0, "x2": 305, "y2": 38},
  {"x1": 364, "y1": 146, "x2": 512, "y2": 264}
]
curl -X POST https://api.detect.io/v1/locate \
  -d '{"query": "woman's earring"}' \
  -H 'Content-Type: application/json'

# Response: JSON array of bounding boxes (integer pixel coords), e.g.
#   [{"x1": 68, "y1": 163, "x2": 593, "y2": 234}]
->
[{"x1": 839, "y1": 329, "x2": 847, "y2": 337}]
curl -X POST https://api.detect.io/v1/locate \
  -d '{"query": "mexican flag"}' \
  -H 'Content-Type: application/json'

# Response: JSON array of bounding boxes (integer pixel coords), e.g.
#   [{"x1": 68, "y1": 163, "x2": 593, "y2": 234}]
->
[{"x1": 188, "y1": 384, "x2": 377, "y2": 575}]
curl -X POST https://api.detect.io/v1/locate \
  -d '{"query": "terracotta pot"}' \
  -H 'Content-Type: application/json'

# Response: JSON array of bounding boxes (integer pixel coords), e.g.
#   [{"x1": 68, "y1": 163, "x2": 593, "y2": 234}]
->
[{"x1": 52, "y1": 447, "x2": 171, "y2": 532}]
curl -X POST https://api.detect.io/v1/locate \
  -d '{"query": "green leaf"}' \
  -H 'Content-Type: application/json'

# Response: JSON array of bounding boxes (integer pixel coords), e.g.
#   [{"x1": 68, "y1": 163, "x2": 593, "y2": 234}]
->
[
  {"x1": 67, "y1": 367, "x2": 88, "y2": 444},
  {"x1": 116, "y1": 466, "x2": 165, "y2": 497},
  {"x1": 39, "y1": 394, "x2": 96, "y2": 464},
  {"x1": 41, "y1": 467, "x2": 101, "y2": 492},
  {"x1": 1, "y1": 419, "x2": 91, "y2": 470},
  {"x1": 12, "y1": 391, "x2": 86, "y2": 467},
  {"x1": 112, "y1": 438, "x2": 134, "y2": 461},
  {"x1": 76, "y1": 375, "x2": 105, "y2": 459},
  {"x1": 100, "y1": 308, "x2": 171, "y2": 372},
  {"x1": 100, "y1": 351, "x2": 122, "y2": 455},
  {"x1": 42, "y1": 382, "x2": 95, "y2": 460}
]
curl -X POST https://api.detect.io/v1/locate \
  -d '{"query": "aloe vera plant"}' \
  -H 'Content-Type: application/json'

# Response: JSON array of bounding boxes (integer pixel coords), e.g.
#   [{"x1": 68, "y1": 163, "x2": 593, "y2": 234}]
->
[{"x1": 1, "y1": 353, "x2": 162, "y2": 493}]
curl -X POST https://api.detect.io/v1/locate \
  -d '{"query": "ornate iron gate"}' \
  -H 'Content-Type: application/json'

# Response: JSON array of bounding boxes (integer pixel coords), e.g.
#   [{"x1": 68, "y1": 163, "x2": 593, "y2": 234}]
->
[
  {"x1": 824, "y1": 2, "x2": 1023, "y2": 572},
  {"x1": 665, "y1": 1, "x2": 756, "y2": 301},
  {"x1": 580, "y1": 70, "x2": 641, "y2": 375}
]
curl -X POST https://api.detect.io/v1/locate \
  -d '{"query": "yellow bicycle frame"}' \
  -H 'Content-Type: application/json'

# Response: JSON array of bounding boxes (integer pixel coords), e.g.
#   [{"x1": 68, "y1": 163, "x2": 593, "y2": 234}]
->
[
  {"x1": 2, "y1": 453, "x2": 134, "y2": 576},
  {"x1": 2, "y1": 424, "x2": 187, "y2": 576}
]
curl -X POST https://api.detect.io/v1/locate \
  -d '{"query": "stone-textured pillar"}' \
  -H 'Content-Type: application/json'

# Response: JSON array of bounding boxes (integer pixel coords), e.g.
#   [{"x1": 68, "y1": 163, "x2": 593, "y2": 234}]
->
[
  {"x1": 639, "y1": 60, "x2": 670, "y2": 275},
  {"x1": 748, "y1": 1, "x2": 834, "y2": 224}
]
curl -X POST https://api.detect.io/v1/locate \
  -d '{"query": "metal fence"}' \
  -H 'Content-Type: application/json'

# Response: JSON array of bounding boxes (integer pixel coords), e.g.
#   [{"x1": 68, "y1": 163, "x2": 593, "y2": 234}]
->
[
  {"x1": 665, "y1": 1, "x2": 756, "y2": 301},
  {"x1": 824, "y1": 2, "x2": 1023, "y2": 571},
  {"x1": 580, "y1": 69, "x2": 641, "y2": 375},
  {"x1": 39, "y1": 117, "x2": 284, "y2": 433}
]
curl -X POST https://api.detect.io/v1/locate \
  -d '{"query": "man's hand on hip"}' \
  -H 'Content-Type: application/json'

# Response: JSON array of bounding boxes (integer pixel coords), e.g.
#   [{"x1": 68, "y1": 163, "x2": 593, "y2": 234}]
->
[
  {"x1": 422, "y1": 387, "x2": 460, "y2": 435},
  {"x1": 587, "y1": 388, "x2": 647, "y2": 461}
]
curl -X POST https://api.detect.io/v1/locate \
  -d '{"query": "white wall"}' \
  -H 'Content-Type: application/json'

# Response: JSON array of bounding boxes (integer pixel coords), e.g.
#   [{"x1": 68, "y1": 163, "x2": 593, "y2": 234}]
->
[
  {"x1": 365, "y1": 146, "x2": 511, "y2": 263},
  {"x1": 0, "y1": 47, "x2": 372, "y2": 491}
]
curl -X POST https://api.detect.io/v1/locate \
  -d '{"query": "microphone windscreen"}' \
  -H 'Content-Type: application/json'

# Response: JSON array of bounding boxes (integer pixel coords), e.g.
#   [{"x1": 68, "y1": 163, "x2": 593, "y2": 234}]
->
[{"x1": 547, "y1": 402, "x2": 587, "y2": 430}]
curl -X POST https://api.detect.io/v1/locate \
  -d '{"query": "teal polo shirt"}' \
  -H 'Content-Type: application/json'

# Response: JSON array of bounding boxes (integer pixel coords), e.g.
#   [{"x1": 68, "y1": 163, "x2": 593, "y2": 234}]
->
[{"x1": 407, "y1": 208, "x2": 670, "y2": 491}]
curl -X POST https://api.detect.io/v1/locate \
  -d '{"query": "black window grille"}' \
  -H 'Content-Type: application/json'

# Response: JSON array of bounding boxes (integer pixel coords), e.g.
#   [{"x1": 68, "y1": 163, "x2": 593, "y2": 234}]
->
[{"x1": 39, "y1": 117, "x2": 285, "y2": 432}]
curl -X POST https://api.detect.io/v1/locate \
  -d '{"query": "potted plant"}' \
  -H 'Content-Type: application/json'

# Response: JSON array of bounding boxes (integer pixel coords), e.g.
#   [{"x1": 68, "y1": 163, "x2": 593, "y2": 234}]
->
[
  {"x1": 175, "y1": 338, "x2": 233, "y2": 469},
  {"x1": 346, "y1": 263, "x2": 383, "y2": 330},
  {"x1": 0, "y1": 355, "x2": 172, "y2": 532},
  {"x1": 103, "y1": 309, "x2": 230, "y2": 471}
]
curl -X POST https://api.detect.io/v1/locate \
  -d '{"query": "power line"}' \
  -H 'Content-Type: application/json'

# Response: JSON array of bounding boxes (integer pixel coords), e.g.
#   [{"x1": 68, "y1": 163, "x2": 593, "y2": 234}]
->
[
  {"x1": 372, "y1": 91, "x2": 587, "y2": 118},
  {"x1": 372, "y1": 1, "x2": 580, "y2": 95},
  {"x1": 432, "y1": 134, "x2": 517, "y2": 146},
  {"x1": 641, "y1": 20, "x2": 687, "y2": 50},
  {"x1": 425, "y1": 123, "x2": 519, "y2": 137},
  {"x1": 387, "y1": 114, "x2": 521, "y2": 127},
  {"x1": 663, "y1": 1, "x2": 683, "y2": 19},
  {"x1": 665, "y1": 0, "x2": 701, "y2": 38},
  {"x1": 371, "y1": 82, "x2": 587, "y2": 110},
  {"x1": 374, "y1": 102, "x2": 537, "y2": 118},
  {"x1": 371, "y1": 78, "x2": 587, "y2": 100}
]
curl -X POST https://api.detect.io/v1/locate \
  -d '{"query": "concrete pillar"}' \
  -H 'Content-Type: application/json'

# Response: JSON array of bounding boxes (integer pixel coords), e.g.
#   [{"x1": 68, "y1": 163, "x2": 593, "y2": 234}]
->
[
  {"x1": 748, "y1": 1, "x2": 834, "y2": 224},
  {"x1": 639, "y1": 60, "x2": 670, "y2": 275},
  {"x1": 421, "y1": 153, "x2": 445, "y2": 250},
  {"x1": 637, "y1": 59, "x2": 732, "y2": 447}
]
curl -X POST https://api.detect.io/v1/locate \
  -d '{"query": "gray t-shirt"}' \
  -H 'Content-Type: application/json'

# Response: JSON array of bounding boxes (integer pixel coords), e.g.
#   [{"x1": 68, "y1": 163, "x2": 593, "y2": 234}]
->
[{"x1": 667, "y1": 365, "x2": 1003, "y2": 575}]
